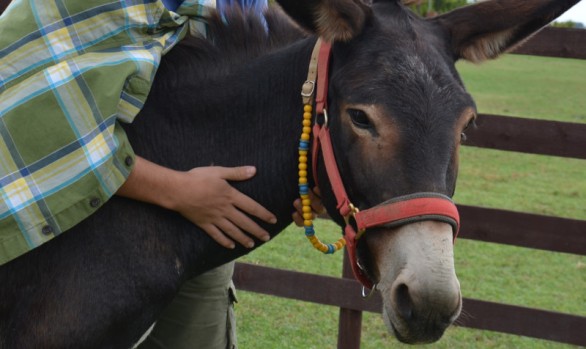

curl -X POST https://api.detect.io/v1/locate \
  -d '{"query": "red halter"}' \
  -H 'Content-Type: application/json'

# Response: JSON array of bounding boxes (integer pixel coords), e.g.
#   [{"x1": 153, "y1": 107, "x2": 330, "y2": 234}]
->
[{"x1": 304, "y1": 39, "x2": 460, "y2": 291}]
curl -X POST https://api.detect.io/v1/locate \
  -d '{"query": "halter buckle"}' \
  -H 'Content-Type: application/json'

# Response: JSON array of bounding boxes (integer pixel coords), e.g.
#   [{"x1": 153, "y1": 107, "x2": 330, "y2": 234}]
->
[{"x1": 344, "y1": 202, "x2": 366, "y2": 239}]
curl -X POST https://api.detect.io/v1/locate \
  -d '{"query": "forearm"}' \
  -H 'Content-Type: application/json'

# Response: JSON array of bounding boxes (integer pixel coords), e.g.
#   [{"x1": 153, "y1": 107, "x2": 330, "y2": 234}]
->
[{"x1": 116, "y1": 156, "x2": 180, "y2": 210}]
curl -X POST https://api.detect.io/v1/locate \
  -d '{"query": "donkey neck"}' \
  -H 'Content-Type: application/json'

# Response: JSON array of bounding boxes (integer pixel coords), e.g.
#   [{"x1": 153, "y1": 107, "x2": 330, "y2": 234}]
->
[
  {"x1": 133, "y1": 36, "x2": 317, "y2": 169},
  {"x1": 125, "y1": 36, "x2": 320, "y2": 273}
]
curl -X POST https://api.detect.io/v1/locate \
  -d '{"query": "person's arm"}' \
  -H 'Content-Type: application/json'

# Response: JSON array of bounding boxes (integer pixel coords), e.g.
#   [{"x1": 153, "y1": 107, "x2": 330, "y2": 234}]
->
[{"x1": 116, "y1": 156, "x2": 276, "y2": 249}]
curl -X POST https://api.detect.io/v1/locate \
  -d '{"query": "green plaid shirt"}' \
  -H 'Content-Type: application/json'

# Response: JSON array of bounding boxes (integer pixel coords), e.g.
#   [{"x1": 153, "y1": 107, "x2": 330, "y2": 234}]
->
[{"x1": 0, "y1": 0, "x2": 213, "y2": 265}]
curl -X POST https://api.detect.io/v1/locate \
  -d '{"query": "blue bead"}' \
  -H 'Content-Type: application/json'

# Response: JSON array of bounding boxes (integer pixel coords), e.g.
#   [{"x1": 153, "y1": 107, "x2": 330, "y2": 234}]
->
[
  {"x1": 326, "y1": 244, "x2": 334, "y2": 254},
  {"x1": 299, "y1": 141, "x2": 310, "y2": 150}
]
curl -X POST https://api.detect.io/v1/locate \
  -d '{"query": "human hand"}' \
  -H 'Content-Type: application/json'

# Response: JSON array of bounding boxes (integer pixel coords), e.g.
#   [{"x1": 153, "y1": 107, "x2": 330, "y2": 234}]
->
[
  {"x1": 170, "y1": 166, "x2": 277, "y2": 249},
  {"x1": 292, "y1": 187, "x2": 327, "y2": 227},
  {"x1": 117, "y1": 157, "x2": 276, "y2": 249}
]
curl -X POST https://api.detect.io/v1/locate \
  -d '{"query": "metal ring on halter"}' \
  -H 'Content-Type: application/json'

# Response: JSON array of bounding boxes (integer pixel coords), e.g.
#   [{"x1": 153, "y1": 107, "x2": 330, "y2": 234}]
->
[
  {"x1": 321, "y1": 108, "x2": 329, "y2": 127},
  {"x1": 361, "y1": 284, "x2": 377, "y2": 299},
  {"x1": 357, "y1": 258, "x2": 376, "y2": 298},
  {"x1": 301, "y1": 80, "x2": 315, "y2": 98}
]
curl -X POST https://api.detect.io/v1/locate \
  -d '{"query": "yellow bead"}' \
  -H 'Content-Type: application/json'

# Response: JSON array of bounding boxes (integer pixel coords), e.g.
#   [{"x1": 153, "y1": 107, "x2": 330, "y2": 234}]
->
[
  {"x1": 303, "y1": 213, "x2": 313, "y2": 220},
  {"x1": 301, "y1": 134, "x2": 310, "y2": 141},
  {"x1": 299, "y1": 156, "x2": 307, "y2": 163},
  {"x1": 302, "y1": 199, "x2": 311, "y2": 206},
  {"x1": 303, "y1": 112, "x2": 312, "y2": 119},
  {"x1": 302, "y1": 127, "x2": 311, "y2": 134},
  {"x1": 299, "y1": 177, "x2": 307, "y2": 184},
  {"x1": 302, "y1": 206, "x2": 312, "y2": 213},
  {"x1": 304, "y1": 105, "x2": 312, "y2": 112},
  {"x1": 299, "y1": 163, "x2": 307, "y2": 170},
  {"x1": 304, "y1": 220, "x2": 312, "y2": 227},
  {"x1": 299, "y1": 150, "x2": 308, "y2": 156},
  {"x1": 298, "y1": 170, "x2": 307, "y2": 178},
  {"x1": 303, "y1": 120, "x2": 311, "y2": 127}
]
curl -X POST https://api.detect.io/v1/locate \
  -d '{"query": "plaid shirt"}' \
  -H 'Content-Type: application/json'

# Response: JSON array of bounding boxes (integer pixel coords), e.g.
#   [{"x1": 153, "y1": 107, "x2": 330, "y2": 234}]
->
[{"x1": 0, "y1": 0, "x2": 214, "y2": 265}]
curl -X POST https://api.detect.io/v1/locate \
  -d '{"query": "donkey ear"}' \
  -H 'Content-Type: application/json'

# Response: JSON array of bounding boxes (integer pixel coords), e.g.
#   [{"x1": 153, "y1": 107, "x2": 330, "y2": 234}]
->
[
  {"x1": 434, "y1": 0, "x2": 581, "y2": 63},
  {"x1": 276, "y1": 0, "x2": 372, "y2": 42}
]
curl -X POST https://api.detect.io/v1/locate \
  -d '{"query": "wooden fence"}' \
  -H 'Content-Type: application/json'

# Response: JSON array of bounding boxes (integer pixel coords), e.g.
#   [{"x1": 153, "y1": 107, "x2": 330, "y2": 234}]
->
[{"x1": 233, "y1": 25, "x2": 586, "y2": 348}]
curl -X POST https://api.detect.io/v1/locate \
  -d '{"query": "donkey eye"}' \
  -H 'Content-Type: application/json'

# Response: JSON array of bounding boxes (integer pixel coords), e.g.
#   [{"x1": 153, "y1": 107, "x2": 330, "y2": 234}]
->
[
  {"x1": 460, "y1": 132, "x2": 468, "y2": 143},
  {"x1": 348, "y1": 109, "x2": 371, "y2": 128},
  {"x1": 460, "y1": 118, "x2": 476, "y2": 143}
]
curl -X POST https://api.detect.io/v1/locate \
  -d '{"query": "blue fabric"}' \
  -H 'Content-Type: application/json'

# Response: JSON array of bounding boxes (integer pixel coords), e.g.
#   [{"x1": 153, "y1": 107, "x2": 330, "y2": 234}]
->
[
  {"x1": 216, "y1": 0, "x2": 267, "y2": 15},
  {"x1": 164, "y1": 0, "x2": 268, "y2": 18},
  {"x1": 217, "y1": 0, "x2": 268, "y2": 30},
  {"x1": 162, "y1": 0, "x2": 184, "y2": 11}
]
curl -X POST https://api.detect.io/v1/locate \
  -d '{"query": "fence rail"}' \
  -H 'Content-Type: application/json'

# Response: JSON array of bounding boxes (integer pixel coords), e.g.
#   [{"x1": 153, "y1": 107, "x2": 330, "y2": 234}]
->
[
  {"x1": 234, "y1": 25, "x2": 586, "y2": 348},
  {"x1": 467, "y1": 114, "x2": 586, "y2": 160},
  {"x1": 512, "y1": 27, "x2": 586, "y2": 59},
  {"x1": 233, "y1": 262, "x2": 586, "y2": 347}
]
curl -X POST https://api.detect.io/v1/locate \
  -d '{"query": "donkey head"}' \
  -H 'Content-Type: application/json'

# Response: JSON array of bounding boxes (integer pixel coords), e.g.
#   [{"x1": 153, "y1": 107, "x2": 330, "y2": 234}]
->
[{"x1": 278, "y1": 0, "x2": 581, "y2": 343}]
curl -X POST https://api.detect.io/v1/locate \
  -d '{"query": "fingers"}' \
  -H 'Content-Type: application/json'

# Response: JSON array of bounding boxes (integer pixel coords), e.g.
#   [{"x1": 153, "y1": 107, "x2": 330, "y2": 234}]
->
[
  {"x1": 200, "y1": 224, "x2": 236, "y2": 249},
  {"x1": 181, "y1": 165, "x2": 277, "y2": 249},
  {"x1": 225, "y1": 209, "x2": 271, "y2": 245},
  {"x1": 201, "y1": 213, "x2": 270, "y2": 250},
  {"x1": 216, "y1": 218, "x2": 257, "y2": 249},
  {"x1": 208, "y1": 184, "x2": 275, "y2": 248},
  {"x1": 233, "y1": 189, "x2": 277, "y2": 226},
  {"x1": 309, "y1": 186, "x2": 326, "y2": 215},
  {"x1": 292, "y1": 198, "x2": 303, "y2": 227},
  {"x1": 215, "y1": 166, "x2": 257, "y2": 181},
  {"x1": 292, "y1": 186, "x2": 327, "y2": 227}
]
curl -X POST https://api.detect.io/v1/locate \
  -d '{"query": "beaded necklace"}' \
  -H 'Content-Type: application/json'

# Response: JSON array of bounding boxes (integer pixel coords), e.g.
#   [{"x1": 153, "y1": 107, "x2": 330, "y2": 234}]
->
[{"x1": 298, "y1": 40, "x2": 346, "y2": 254}]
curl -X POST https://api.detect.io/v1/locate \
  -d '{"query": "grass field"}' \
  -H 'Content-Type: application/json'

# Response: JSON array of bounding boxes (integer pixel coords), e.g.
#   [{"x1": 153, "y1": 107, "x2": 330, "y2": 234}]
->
[{"x1": 235, "y1": 54, "x2": 586, "y2": 348}]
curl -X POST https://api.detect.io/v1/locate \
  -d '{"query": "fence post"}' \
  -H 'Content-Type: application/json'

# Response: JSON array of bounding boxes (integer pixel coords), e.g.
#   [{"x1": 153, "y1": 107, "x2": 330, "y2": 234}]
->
[{"x1": 337, "y1": 251, "x2": 363, "y2": 349}]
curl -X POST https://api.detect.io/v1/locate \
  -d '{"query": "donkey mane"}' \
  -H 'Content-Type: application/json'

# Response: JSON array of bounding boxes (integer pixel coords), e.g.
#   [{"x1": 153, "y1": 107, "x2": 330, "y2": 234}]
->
[{"x1": 152, "y1": 6, "x2": 307, "y2": 91}]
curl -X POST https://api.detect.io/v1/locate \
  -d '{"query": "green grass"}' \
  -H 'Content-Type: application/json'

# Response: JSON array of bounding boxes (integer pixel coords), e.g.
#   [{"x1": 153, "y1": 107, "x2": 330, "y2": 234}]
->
[
  {"x1": 455, "y1": 149, "x2": 586, "y2": 219},
  {"x1": 457, "y1": 55, "x2": 586, "y2": 123},
  {"x1": 236, "y1": 54, "x2": 586, "y2": 348}
]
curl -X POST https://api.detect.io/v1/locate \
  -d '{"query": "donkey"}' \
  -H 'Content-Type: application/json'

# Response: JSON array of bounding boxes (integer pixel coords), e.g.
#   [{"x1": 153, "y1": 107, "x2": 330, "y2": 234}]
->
[{"x1": 0, "y1": 0, "x2": 580, "y2": 347}]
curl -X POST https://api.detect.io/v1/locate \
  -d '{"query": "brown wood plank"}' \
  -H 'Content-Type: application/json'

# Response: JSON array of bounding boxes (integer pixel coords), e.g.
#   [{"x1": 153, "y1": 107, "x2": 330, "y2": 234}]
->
[
  {"x1": 338, "y1": 253, "x2": 362, "y2": 349},
  {"x1": 233, "y1": 263, "x2": 586, "y2": 346},
  {"x1": 233, "y1": 262, "x2": 381, "y2": 313},
  {"x1": 512, "y1": 27, "x2": 586, "y2": 60},
  {"x1": 458, "y1": 205, "x2": 586, "y2": 255},
  {"x1": 465, "y1": 114, "x2": 586, "y2": 160},
  {"x1": 460, "y1": 298, "x2": 586, "y2": 346}
]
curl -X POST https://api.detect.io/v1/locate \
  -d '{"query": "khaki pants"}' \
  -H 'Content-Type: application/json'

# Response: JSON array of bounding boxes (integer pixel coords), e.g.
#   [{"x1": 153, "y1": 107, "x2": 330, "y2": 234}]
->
[{"x1": 137, "y1": 262, "x2": 237, "y2": 349}]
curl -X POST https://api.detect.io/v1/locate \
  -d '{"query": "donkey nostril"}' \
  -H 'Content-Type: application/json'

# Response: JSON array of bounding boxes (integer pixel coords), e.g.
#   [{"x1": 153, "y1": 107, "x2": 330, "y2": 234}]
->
[{"x1": 395, "y1": 284, "x2": 414, "y2": 320}]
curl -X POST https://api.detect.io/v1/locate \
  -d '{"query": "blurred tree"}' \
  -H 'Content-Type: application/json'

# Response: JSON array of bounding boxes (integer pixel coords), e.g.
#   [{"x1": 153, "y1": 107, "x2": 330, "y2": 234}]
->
[
  {"x1": 407, "y1": 0, "x2": 468, "y2": 17},
  {"x1": 551, "y1": 20, "x2": 585, "y2": 28}
]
